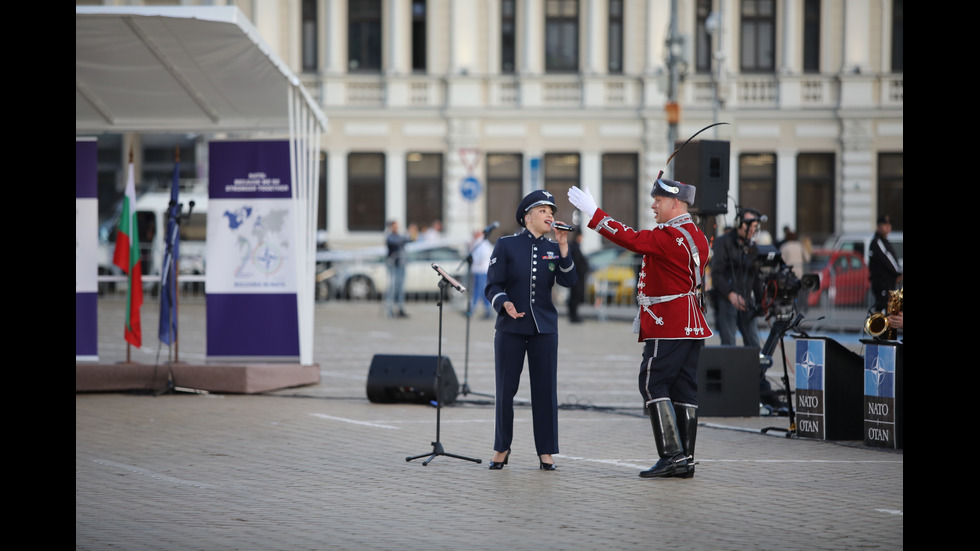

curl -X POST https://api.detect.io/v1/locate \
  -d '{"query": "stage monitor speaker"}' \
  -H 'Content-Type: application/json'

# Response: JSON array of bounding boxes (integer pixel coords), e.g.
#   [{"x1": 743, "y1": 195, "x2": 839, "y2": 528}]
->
[
  {"x1": 672, "y1": 139, "x2": 730, "y2": 215},
  {"x1": 366, "y1": 354, "x2": 459, "y2": 405},
  {"x1": 697, "y1": 345, "x2": 760, "y2": 417}
]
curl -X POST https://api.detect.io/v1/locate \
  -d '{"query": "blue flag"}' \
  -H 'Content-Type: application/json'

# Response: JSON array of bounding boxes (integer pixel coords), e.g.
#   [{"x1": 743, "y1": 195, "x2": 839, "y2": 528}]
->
[{"x1": 159, "y1": 158, "x2": 180, "y2": 345}]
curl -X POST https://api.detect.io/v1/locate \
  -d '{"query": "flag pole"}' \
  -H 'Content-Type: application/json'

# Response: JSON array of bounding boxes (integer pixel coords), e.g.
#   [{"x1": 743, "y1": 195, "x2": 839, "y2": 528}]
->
[
  {"x1": 174, "y1": 145, "x2": 180, "y2": 363},
  {"x1": 127, "y1": 146, "x2": 133, "y2": 364}
]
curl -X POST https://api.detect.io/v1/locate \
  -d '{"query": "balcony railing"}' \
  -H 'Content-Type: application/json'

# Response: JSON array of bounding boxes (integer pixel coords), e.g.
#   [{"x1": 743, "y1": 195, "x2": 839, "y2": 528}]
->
[{"x1": 300, "y1": 72, "x2": 900, "y2": 112}]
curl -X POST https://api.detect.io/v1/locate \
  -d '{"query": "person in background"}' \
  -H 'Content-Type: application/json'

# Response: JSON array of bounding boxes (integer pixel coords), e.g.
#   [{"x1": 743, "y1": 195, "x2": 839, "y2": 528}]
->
[
  {"x1": 869, "y1": 215, "x2": 903, "y2": 312},
  {"x1": 710, "y1": 208, "x2": 765, "y2": 351},
  {"x1": 779, "y1": 229, "x2": 811, "y2": 307},
  {"x1": 485, "y1": 190, "x2": 577, "y2": 472},
  {"x1": 567, "y1": 232, "x2": 590, "y2": 323},
  {"x1": 568, "y1": 177, "x2": 712, "y2": 479},
  {"x1": 385, "y1": 220, "x2": 411, "y2": 318},
  {"x1": 468, "y1": 229, "x2": 493, "y2": 319}
]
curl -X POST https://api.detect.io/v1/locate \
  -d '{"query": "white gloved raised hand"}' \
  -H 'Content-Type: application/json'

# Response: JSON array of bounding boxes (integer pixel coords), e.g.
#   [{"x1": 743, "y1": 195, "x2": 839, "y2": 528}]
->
[{"x1": 567, "y1": 186, "x2": 598, "y2": 221}]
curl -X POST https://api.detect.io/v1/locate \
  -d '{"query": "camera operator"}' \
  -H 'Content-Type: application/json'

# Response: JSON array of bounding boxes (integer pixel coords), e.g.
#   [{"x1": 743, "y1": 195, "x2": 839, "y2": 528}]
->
[{"x1": 710, "y1": 208, "x2": 765, "y2": 351}]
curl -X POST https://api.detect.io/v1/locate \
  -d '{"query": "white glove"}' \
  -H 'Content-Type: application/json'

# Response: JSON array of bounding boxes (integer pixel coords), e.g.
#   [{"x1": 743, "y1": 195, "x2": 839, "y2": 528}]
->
[{"x1": 568, "y1": 186, "x2": 598, "y2": 221}]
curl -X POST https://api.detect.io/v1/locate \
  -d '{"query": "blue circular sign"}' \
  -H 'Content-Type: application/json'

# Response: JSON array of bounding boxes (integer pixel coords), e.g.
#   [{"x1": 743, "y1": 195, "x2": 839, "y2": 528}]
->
[{"x1": 460, "y1": 176, "x2": 481, "y2": 201}]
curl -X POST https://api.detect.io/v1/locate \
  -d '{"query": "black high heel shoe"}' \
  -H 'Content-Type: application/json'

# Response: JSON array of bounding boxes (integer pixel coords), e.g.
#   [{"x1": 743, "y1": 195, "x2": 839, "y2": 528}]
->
[
  {"x1": 488, "y1": 450, "x2": 511, "y2": 470},
  {"x1": 539, "y1": 456, "x2": 557, "y2": 471}
]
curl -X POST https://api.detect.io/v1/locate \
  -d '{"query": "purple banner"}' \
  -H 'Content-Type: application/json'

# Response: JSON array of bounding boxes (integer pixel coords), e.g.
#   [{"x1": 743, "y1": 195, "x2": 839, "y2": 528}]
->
[
  {"x1": 206, "y1": 140, "x2": 299, "y2": 360},
  {"x1": 76, "y1": 138, "x2": 99, "y2": 360}
]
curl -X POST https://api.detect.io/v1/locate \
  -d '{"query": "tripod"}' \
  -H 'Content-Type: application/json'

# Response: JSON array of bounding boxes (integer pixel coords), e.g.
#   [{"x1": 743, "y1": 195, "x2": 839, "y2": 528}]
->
[
  {"x1": 760, "y1": 312, "x2": 807, "y2": 438},
  {"x1": 454, "y1": 227, "x2": 497, "y2": 398},
  {"x1": 406, "y1": 264, "x2": 482, "y2": 466}
]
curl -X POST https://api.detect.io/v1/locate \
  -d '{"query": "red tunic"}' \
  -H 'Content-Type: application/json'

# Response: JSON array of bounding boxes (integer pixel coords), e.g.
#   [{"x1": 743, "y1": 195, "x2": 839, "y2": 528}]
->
[{"x1": 587, "y1": 208, "x2": 713, "y2": 341}]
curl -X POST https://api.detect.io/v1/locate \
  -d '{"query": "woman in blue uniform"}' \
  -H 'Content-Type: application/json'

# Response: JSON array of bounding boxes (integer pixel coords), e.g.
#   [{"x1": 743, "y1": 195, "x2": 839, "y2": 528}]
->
[{"x1": 485, "y1": 190, "x2": 577, "y2": 471}]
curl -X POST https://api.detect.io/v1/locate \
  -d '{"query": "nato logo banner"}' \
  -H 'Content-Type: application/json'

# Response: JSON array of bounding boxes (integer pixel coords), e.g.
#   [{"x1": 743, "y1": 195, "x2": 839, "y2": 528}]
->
[
  {"x1": 794, "y1": 339, "x2": 826, "y2": 439},
  {"x1": 206, "y1": 140, "x2": 299, "y2": 361},
  {"x1": 864, "y1": 344, "x2": 898, "y2": 448}
]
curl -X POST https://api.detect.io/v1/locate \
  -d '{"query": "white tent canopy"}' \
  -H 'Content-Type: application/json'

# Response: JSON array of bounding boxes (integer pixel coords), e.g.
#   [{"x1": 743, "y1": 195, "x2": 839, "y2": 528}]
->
[
  {"x1": 76, "y1": 5, "x2": 327, "y2": 133},
  {"x1": 76, "y1": 6, "x2": 327, "y2": 365}
]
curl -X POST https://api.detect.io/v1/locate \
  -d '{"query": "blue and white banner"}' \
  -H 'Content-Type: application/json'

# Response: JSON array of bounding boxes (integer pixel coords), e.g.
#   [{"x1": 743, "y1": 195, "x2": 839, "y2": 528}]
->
[
  {"x1": 794, "y1": 338, "x2": 826, "y2": 439},
  {"x1": 863, "y1": 343, "x2": 900, "y2": 448},
  {"x1": 206, "y1": 140, "x2": 299, "y2": 361},
  {"x1": 76, "y1": 138, "x2": 99, "y2": 361}
]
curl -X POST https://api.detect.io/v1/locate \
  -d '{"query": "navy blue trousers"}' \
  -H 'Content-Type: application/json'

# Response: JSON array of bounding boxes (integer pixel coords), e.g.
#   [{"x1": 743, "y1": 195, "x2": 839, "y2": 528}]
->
[
  {"x1": 493, "y1": 330, "x2": 559, "y2": 456},
  {"x1": 639, "y1": 339, "x2": 703, "y2": 407}
]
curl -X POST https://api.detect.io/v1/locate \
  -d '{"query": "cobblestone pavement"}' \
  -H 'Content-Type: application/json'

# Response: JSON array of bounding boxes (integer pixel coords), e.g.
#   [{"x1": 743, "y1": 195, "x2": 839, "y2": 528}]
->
[{"x1": 77, "y1": 296, "x2": 902, "y2": 551}]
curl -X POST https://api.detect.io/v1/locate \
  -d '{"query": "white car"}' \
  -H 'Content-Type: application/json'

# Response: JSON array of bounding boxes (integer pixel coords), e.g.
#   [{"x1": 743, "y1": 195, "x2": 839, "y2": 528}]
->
[{"x1": 317, "y1": 242, "x2": 466, "y2": 301}]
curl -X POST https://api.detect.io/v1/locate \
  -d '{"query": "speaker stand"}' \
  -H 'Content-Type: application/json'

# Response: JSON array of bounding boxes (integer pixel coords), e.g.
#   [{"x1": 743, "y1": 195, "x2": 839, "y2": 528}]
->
[{"x1": 406, "y1": 277, "x2": 482, "y2": 466}]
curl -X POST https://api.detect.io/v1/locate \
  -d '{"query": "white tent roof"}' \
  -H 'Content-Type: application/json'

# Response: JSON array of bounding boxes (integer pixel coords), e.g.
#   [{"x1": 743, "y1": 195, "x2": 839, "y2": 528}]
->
[{"x1": 76, "y1": 5, "x2": 327, "y2": 134}]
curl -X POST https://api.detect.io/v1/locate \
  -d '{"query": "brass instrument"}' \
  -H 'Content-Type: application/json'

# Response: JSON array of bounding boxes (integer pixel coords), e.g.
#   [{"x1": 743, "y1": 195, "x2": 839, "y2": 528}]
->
[{"x1": 865, "y1": 287, "x2": 903, "y2": 340}]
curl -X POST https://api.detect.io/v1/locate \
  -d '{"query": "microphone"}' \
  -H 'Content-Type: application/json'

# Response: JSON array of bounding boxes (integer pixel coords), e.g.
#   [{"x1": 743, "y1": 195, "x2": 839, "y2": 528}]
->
[
  {"x1": 483, "y1": 221, "x2": 500, "y2": 235},
  {"x1": 552, "y1": 222, "x2": 576, "y2": 232},
  {"x1": 432, "y1": 263, "x2": 466, "y2": 293}
]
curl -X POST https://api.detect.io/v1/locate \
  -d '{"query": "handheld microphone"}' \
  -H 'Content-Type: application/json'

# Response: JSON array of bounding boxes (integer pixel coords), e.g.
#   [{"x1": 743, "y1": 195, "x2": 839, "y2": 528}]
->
[
  {"x1": 483, "y1": 221, "x2": 500, "y2": 235},
  {"x1": 432, "y1": 263, "x2": 466, "y2": 293},
  {"x1": 552, "y1": 223, "x2": 576, "y2": 232}
]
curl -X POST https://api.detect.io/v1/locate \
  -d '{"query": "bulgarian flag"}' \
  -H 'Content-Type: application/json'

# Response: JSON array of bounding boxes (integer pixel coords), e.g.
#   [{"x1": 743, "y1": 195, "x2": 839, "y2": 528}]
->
[{"x1": 113, "y1": 161, "x2": 143, "y2": 348}]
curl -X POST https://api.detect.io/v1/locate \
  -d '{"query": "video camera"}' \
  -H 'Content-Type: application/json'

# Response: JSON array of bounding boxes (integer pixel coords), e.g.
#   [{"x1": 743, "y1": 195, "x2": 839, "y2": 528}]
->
[{"x1": 750, "y1": 245, "x2": 819, "y2": 322}]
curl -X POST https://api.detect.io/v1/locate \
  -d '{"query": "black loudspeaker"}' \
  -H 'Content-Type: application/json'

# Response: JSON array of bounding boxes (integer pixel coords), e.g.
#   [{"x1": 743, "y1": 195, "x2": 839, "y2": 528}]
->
[
  {"x1": 672, "y1": 139, "x2": 730, "y2": 215},
  {"x1": 366, "y1": 354, "x2": 459, "y2": 405},
  {"x1": 697, "y1": 345, "x2": 760, "y2": 417}
]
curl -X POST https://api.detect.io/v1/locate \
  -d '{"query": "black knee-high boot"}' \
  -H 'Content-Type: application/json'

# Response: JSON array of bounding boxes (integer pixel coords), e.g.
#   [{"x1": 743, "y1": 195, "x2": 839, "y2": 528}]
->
[
  {"x1": 639, "y1": 400, "x2": 689, "y2": 478},
  {"x1": 672, "y1": 404, "x2": 698, "y2": 478}
]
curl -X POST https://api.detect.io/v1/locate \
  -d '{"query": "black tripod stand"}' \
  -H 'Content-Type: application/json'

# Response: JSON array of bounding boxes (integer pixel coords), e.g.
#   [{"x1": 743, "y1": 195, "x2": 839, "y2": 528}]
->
[
  {"x1": 406, "y1": 264, "x2": 482, "y2": 466},
  {"x1": 760, "y1": 312, "x2": 808, "y2": 438}
]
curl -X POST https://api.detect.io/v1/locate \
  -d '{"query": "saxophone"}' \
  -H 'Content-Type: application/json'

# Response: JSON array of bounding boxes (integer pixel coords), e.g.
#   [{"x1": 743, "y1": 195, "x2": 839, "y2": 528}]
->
[{"x1": 865, "y1": 287, "x2": 903, "y2": 340}]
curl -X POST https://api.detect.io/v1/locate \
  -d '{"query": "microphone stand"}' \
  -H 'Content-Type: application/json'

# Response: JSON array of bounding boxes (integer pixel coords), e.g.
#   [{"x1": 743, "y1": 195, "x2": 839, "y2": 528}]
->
[
  {"x1": 454, "y1": 229, "x2": 496, "y2": 399},
  {"x1": 406, "y1": 266, "x2": 482, "y2": 466}
]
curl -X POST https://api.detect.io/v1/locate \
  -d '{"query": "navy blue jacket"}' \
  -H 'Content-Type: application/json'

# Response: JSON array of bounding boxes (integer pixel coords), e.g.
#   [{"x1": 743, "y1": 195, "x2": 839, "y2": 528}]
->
[{"x1": 486, "y1": 229, "x2": 577, "y2": 335}]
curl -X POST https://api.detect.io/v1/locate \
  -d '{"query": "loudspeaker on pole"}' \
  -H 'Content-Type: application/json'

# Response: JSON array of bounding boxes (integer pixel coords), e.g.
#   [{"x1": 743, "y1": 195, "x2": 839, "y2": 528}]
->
[
  {"x1": 672, "y1": 139, "x2": 730, "y2": 215},
  {"x1": 366, "y1": 354, "x2": 460, "y2": 405}
]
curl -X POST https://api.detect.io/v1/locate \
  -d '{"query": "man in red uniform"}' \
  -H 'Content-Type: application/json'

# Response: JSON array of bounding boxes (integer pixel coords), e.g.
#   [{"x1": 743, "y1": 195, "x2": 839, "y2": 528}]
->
[{"x1": 568, "y1": 178, "x2": 712, "y2": 479}]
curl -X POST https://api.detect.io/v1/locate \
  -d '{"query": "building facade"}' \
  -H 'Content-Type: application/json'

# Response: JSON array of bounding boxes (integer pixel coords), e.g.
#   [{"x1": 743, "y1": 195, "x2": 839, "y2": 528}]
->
[{"x1": 84, "y1": 0, "x2": 903, "y2": 254}]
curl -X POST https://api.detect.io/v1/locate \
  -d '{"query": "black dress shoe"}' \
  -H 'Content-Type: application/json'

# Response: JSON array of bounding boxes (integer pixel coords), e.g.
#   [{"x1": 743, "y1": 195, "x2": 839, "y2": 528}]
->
[
  {"x1": 539, "y1": 457, "x2": 557, "y2": 471},
  {"x1": 488, "y1": 450, "x2": 510, "y2": 470}
]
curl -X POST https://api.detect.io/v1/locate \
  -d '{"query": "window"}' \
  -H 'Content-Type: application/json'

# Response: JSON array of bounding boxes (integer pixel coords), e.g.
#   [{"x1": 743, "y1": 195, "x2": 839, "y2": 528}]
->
[
  {"x1": 501, "y1": 0, "x2": 516, "y2": 73},
  {"x1": 544, "y1": 153, "x2": 580, "y2": 222},
  {"x1": 602, "y1": 153, "x2": 638, "y2": 230},
  {"x1": 141, "y1": 136, "x2": 197, "y2": 190},
  {"x1": 740, "y1": 0, "x2": 775, "y2": 73},
  {"x1": 348, "y1": 0, "x2": 382, "y2": 72},
  {"x1": 891, "y1": 0, "x2": 903, "y2": 72},
  {"x1": 406, "y1": 153, "x2": 442, "y2": 232},
  {"x1": 486, "y1": 154, "x2": 523, "y2": 235},
  {"x1": 608, "y1": 0, "x2": 624, "y2": 74},
  {"x1": 877, "y1": 153, "x2": 903, "y2": 231},
  {"x1": 412, "y1": 0, "x2": 427, "y2": 72},
  {"x1": 545, "y1": 0, "x2": 579, "y2": 72},
  {"x1": 738, "y1": 153, "x2": 776, "y2": 237},
  {"x1": 317, "y1": 151, "x2": 328, "y2": 232},
  {"x1": 302, "y1": 0, "x2": 318, "y2": 72},
  {"x1": 347, "y1": 152, "x2": 385, "y2": 231},
  {"x1": 796, "y1": 153, "x2": 834, "y2": 243},
  {"x1": 695, "y1": 0, "x2": 712, "y2": 73},
  {"x1": 802, "y1": 0, "x2": 819, "y2": 73}
]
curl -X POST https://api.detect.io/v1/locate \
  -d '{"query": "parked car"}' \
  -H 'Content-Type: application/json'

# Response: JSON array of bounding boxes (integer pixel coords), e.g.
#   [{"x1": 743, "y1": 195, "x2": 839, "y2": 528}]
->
[
  {"x1": 585, "y1": 247, "x2": 642, "y2": 306},
  {"x1": 805, "y1": 249, "x2": 870, "y2": 308},
  {"x1": 823, "y1": 231, "x2": 903, "y2": 269},
  {"x1": 317, "y1": 242, "x2": 465, "y2": 301}
]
